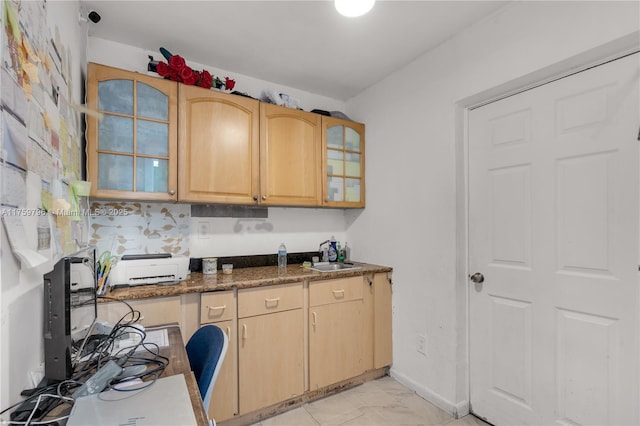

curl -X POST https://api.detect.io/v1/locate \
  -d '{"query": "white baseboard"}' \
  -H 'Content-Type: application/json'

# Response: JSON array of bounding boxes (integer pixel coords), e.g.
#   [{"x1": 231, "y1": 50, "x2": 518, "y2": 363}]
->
[{"x1": 390, "y1": 368, "x2": 469, "y2": 419}]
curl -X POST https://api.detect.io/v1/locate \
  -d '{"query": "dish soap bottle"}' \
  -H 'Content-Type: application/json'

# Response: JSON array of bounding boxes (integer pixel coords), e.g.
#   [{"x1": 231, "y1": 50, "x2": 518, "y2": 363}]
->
[
  {"x1": 337, "y1": 242, "x2": 344, "y2": 262},
  {"x1": 278, "y1": 243, "x2": 287, "y2": 270},
  {"x1": 328, "y1": 236, "x2": 338, "y2": 262}
]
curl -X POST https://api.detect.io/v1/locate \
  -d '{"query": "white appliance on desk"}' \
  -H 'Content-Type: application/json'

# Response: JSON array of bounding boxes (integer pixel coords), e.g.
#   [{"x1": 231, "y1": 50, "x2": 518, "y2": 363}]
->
[{"x1": 109, "y1": 254, "x2": 189, "y2": 287}]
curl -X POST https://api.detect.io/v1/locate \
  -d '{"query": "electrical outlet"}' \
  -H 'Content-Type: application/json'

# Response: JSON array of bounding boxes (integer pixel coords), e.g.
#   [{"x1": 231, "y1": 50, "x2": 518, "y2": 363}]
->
[
  {"x1": 417, "y1": 334, "x2": 427, "y2": 356},
  {"x1": 197, "y1": 221, "x2": 210, "y2": 239}
]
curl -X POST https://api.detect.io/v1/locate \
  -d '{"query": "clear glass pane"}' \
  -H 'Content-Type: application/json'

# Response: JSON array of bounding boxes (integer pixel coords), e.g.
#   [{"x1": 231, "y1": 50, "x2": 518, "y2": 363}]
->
[
  {"x1": 345, "y1": 153, "x2": 361, "y2": 177},
  {"x1": 136, "y1": 158, "x2": 168, "y2": 193},
  {"x1": 98, "y1": 154, "x2": 133, "y2": 191},
  {"x1": 327, "y1": 125, "x2": 343, "y2": 149},
  {"x1": 137, "y1": 120, "x2": 168, "y2": 156},
  {"x1": 99, "y1": 115, "x2": 134, "y2": 152},
  {"x1": 327, "y1": 149, "x2": 344, "y2": 175},
  {"x1": 98, "y1": 80, "x2": 133, "y2": 114},
  {"x1": 137, "y1": 82, "x2": 169, "y2": 121},
  {"x1": 345, "y1": 178, "x2": 361, "y2": 202},
  {"x1": 327, "y1": 176, "x2": 344, "y2": 202},
  {"x1": 345, "y1": 127, "x2": 361, "y2": 152}
]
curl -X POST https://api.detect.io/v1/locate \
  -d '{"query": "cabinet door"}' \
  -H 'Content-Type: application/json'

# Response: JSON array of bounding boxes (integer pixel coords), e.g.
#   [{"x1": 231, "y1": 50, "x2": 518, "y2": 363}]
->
[
  {"x1": 238, "y1": 309, "x2": 304, "y2": 414},
  {"x1": 373, "y1": 273, "x2": 393, "y2": 368},
  {"x1": 309, "y1": 300, "x2": 366, "y2": 390},
  {"x1": 322, "y1": 117, "x2": 365, "y2": 208},
  {"x1": 260, "y1": 104, "x2": 321, "y2": 206},
  {"x1": 207, "y1": 320, "x2": 237, "y2": 422},
  {"x1": 179, "y1": 86, "x2": 260, "y2": 203},
  {"x1": 87, "y1": 63, "x2": 178, "y2": 201}
]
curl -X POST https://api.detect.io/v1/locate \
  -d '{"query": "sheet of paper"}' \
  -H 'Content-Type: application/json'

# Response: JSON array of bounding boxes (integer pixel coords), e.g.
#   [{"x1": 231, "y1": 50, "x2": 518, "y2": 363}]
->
[
  {"x1": 144, "y1": 328, "x2": 169, "y2": 348},
  {"x1": 2, "y1": 215, "x2": 48, "y2": 268}
]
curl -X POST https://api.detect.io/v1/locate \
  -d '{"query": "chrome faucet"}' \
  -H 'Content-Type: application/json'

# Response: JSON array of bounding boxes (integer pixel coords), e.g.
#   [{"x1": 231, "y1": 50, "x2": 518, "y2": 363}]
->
[{"x1": 318, "y1": 240, "x2": 330, "y2": 259}]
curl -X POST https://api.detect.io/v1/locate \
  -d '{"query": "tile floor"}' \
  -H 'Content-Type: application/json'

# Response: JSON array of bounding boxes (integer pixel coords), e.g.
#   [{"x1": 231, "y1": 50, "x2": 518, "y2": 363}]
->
[{"x1": 250, "y1": 376, "x2": 490, "y2": 426}]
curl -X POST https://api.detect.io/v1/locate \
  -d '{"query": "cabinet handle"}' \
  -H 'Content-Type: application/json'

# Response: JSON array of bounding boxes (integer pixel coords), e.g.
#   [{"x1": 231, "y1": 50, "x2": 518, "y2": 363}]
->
[
  {"x1": 168, "y1": 189, "x2": 176, "y2": 195},
  {"x1": 367, "y1": 277, "x2": 373, "y2": 287},
  {"x1": 332, "y1": 289, "x2": 345, "y2": 298},
  {"x1": 262, "y1": 195, "x2": 267, "y2": 200},
  {"x1": 265, "y1": 297, "x2": 280, "y2": 307},
  {"x1": 242, "y1": 323, "x2": 247, "y2": 340},
  {"x1": 253, "y1": 195, "x2": 258, "y2": 202},
  {"x1": 312, "y1": 311, "x2": 317, "y2": 326},
  {"x1": 226, "y1": 326, "x2": 231, "y2": 338},
  {"x1": 206, "y1": 304, "x2": 226, "y2": 311}
]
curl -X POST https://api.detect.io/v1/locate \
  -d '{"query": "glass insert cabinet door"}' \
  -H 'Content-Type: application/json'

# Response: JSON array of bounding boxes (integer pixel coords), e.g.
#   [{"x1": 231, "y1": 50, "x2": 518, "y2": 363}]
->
[
  {"x1": 86, "y1": 63, "x2": 178, "y2": 201},
  {"x1": 322, "y1": 117, "x2": 365, "y2": 207}
]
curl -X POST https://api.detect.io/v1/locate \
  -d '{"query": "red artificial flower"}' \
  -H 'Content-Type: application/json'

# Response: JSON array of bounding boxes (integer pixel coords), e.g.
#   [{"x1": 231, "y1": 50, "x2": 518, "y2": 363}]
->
[
  {"x1": 156, "y1": 61, "x2": 170, "y2": 77},
  {"x1": 153, "y1": 49, "x2": 237, "y2": 90},
  {"x1": 183, "y1": 73, "x2": 198, "y2": 86},
  {"x1": 198, "y1": 70, "x2": 213, "y2": 88},
  {"x1": 184, "y1": 70, "x2": 199, "y2": 86},
  {"x1": 168, "y1": 69, "x2": 181, "y2": 82},
  {"x1": 225, "y1": 77, "x2": 236, "y2": 91},
  {"x1": 180, "y1": 66, "x2": 193, "y2": 81},
  {"x1": 168, "y1": 55, "x2": 186, "y2": 71}
]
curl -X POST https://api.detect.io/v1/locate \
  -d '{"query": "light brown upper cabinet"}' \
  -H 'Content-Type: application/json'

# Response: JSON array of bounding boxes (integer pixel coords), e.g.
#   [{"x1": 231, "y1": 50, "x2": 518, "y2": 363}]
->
[
  {"x1": 178, "y1": 86, "x2": 260, "y2": 204},
  {"x1": 86, "y1": 63, "x2": 178, "y2": 201},
  {"x1": 322, "y1": 117, "x2": 365, "y2": 208},
  {"x1": 259, "y1": 104, "x2": 322, "y2": 206}
]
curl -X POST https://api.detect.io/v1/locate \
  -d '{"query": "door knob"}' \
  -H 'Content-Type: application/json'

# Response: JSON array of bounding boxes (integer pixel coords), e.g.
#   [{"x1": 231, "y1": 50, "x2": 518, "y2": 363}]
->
[{"x1": 469, "y1": 272, "x2": 484, "y2": 284}]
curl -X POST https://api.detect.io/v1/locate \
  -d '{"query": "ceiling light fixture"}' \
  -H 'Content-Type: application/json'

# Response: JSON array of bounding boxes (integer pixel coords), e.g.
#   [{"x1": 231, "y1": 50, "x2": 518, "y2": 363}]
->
[{"x1": 335, "y1": 0, "x2": 375, "y2": 17}]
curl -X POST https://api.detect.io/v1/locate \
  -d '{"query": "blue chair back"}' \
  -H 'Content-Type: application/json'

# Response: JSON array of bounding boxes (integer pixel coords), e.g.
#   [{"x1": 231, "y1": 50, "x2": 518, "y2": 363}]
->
[{"x1": 185, "y1": 325, "x2": 228, "y2": 413}]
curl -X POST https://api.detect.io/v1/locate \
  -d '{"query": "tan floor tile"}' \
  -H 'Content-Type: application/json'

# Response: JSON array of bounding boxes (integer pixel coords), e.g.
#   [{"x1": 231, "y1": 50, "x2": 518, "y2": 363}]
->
[
  {"x1": 304, "y1": 392, "x2": 364, "y2": 425},
  {"x1": 259, "y1": 406, "x2": 320, "y2": 426},
  {"x1": 339, "y1": 410, "x2": 391, "y2": 426},
  {"x1": 250, "y1": 377, "x2": 484, "y2": 426}
]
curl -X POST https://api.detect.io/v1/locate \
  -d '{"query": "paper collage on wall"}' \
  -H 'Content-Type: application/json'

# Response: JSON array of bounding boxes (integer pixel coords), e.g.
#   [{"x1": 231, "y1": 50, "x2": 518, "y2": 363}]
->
[{"x1": 1, "y1": 0, "x2": 85, "y2": 266}]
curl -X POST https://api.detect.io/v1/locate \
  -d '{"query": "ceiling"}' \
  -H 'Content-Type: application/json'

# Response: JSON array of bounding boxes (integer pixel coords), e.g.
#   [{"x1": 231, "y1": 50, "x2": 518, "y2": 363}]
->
[{"x1": 80, "y1": 1, "x2": 508, "y2": 101}]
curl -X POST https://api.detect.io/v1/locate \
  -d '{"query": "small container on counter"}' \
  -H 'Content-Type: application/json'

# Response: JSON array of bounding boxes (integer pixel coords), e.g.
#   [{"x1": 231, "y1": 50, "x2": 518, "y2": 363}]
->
[
  {"x1": 202, "y1": 257, "x2": 218, "y2": 275},
  {"x1": 222, "y1": 264, "x2": 233, "y2": 275}
]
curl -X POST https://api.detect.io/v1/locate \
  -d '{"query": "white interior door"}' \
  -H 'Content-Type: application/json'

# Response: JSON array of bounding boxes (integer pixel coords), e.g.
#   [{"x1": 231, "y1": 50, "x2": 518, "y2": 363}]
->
[{"x1": 469, "y1": 53, "x2": 639, "y2": 426}]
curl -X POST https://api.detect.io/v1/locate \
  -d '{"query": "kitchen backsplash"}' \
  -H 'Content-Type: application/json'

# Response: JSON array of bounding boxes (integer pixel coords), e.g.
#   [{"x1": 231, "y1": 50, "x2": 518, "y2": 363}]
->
[
  {"x1": 89, "y1": 201, "x2": 350, "y2": 261},
  {"x1": 89, "y1": 201, "x2": 190, "y2": 256}
]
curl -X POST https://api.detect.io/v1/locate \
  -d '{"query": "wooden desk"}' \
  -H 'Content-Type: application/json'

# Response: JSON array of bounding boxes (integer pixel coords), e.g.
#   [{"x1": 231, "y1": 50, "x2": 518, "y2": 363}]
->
[{"x1": 151, "y1": 324, "x2": 209, "y2": 426}]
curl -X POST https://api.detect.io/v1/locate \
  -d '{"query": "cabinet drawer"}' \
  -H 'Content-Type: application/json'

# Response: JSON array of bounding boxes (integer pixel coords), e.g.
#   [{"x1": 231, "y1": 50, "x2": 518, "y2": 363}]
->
[
  {"x1": 238, "y1": 283, "x2": 303, "y2": 318},
  {"x1": 201, "y1": 290, "x2": 235, "y2": 323},
  {"x1": 310, "y1": 276, "x2": 364, "y2": 307},
  {"x1": 97, "y1": 296, "x2": 181, "y2": 326}
]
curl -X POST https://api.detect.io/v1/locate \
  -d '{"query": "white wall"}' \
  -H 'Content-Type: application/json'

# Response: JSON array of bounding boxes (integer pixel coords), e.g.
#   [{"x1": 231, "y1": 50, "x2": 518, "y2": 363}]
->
[
  {"x1": 87, "y1": 37, "x2": 346, "y2": 114},
  {"x1": 0, "y1": 0, "x2": 87, "y2": 409},
  {"x1": 190, "y1": 208, "x2": 349, "y2": 259},
  {"x1": 346, "y1": 0, "x2": 640, "y2": 415}
]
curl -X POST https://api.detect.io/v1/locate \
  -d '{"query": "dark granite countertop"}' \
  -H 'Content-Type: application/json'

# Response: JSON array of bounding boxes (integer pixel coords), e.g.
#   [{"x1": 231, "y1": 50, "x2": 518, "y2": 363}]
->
[{"x1": 101, "y1": 262, "x2": 392, "y2": 302}]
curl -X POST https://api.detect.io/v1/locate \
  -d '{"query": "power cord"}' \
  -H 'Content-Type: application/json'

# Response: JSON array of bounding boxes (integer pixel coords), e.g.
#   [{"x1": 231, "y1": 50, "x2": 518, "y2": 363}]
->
[{"x1": 1, "y1": 306, "x2": 168, "y2": 424}]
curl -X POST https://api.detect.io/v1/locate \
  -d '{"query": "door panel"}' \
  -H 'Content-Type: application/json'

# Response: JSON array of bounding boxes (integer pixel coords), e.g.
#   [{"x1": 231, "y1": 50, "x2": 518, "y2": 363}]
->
[{"x1": 469, "y1": 53, "x2": 639, "y2": 426}]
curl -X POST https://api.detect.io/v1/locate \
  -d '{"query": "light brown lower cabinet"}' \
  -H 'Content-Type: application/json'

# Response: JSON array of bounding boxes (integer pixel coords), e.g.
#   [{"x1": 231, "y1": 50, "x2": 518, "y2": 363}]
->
[
  {"x1": 309, "y1": 276, "x2": 367, "y2": 390},
  {"x1": 238, "y1": 309, "x2": 305, "y2": 414},
  {"x1": 200, "y1": 290, "x2": 237, "y2": 422},
  {"x1": 237, "y1": 283, "x2": 305, "y2": 414},
  {"x1": 105, "y1": 272, "x2": 391, "y2": 421},
  {"x1": 373, "y1": 273, "x2": 393, "y2": 369}
]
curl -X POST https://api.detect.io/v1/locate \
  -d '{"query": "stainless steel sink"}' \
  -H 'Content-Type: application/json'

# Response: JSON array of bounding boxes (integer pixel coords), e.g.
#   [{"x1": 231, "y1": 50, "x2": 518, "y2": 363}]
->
[{"x1": 309, "y1": 263, "x2": 361, "y2": 272}]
